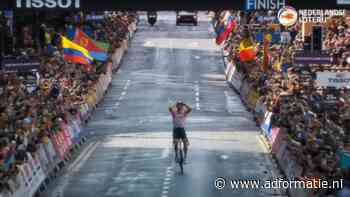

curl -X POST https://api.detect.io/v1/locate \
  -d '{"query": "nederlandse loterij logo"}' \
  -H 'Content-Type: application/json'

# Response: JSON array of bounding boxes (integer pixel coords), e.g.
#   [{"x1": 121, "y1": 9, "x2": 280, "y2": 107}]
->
[
  {"x1": 16, "y1": 0, "x2": 80, "y2": 8},
  {"x1": 278, "y1": 6, "x2": 298, "y2": 27}
]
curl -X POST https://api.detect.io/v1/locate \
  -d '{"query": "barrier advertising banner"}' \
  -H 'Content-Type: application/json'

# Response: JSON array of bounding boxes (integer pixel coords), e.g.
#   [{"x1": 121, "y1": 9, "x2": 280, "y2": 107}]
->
[
  {"x1": 240, "y1": 80, "x2": 250, "y2": 103},
  {"x1": 227, "y1": 63, "x2": 236, "y2": 82},
  {"x1": 316, "y1": 72, "x2": 350, "y2": 88},
  {"x1": 230, "y1": 69, "x2": 243, "y2": 91},
  {"x1": 261, "y1": 111, "x2": 273, "y2": 138},
  {"x1": 247, "y1": 89, "x2": 259, "y2": 109},
  {"x1": 269, "y1": 127, "x2": 280, "y2": 145}
]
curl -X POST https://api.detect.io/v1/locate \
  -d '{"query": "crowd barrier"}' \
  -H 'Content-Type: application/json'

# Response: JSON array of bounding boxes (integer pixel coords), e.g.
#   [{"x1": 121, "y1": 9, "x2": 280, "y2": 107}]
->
[
  {"x1": 2, "y1": 22, "x2": 137, "y2": 197},
  {"x1": 223, "y1": 56, "x2": 311, "y2": 197}
]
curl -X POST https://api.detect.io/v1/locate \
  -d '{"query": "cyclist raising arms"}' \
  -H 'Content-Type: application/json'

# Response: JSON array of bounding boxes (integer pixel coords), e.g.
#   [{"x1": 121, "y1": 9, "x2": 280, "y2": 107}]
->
[{"x1": 169, "y1": 101, "x2": 192, "y2": 163}]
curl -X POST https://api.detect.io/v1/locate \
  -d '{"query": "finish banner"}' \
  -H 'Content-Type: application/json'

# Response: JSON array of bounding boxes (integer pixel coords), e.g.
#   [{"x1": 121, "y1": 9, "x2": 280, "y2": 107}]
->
[{"x1": 316, "y1": 72, "x2": 350, "y2": 89}]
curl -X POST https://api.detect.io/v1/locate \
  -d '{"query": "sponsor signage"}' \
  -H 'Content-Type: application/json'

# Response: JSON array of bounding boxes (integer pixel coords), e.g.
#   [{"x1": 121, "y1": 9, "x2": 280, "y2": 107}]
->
[
  {"x1": 246, "y1": 0, "x2": 285, "y2": 10},
  {"x1": 16, "y1": 0, "x2": 80, "y2": 9},
  {"x1": 2, "y1": 57, "x2": 41, "y2": 72},
  {"x1": 277, "y1": 6, "x2": 298, "y2": 27},
  {"x1": 298, "y1": 9, "x2": 346, "y2": 23},
  {"x1": 294, "y1": 51, "x2": 332, "y2": 65},
  {"x1": 86, "y1": 14, "x2": 105, "y2": 21},
  {"x1": 316, "y1": 72, "x2": 350, "y2": 88},
  {"x1": 257, "y1": 16, "x2": 276, "y2": 22}
]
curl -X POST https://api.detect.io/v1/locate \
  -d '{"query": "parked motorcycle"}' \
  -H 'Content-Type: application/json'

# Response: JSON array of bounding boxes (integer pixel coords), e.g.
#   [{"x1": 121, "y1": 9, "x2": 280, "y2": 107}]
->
[{"x1": 147, "y1": 12, "x2": 157, "y2": 26}]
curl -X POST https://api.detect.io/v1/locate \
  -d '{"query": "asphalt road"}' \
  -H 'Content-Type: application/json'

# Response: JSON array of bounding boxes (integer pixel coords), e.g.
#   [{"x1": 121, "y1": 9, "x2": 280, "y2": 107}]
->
[{"x1": 45, "y1": 12, "x2": 286, "y2": 197}]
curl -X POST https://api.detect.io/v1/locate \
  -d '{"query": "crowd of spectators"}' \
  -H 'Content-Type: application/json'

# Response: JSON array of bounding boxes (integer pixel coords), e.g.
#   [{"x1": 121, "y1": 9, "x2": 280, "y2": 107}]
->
[
  {"x1": 218, "y1": 10, "x2": 350, "y2": 196},
  {"x1": 0, "y1": 11, "x2": 137, "y2": 195}
]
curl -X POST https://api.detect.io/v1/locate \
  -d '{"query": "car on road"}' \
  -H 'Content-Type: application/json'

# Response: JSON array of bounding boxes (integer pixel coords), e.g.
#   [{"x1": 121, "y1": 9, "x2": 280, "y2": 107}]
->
[{"x1": 176, "y1": 11, "x2": 198, "y2": 26}]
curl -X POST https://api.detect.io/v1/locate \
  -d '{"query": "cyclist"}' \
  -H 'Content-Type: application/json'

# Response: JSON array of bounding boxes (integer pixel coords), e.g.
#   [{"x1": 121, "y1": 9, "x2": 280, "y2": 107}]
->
[{"x1": 169, "y1": 101, "x2": 192, "y2": 163}]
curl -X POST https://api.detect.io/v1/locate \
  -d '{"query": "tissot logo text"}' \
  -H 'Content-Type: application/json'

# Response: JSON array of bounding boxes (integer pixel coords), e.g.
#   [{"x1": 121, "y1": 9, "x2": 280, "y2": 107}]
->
[{"x1": 16, "y1": 0, "x2": 80, "y2": 8}]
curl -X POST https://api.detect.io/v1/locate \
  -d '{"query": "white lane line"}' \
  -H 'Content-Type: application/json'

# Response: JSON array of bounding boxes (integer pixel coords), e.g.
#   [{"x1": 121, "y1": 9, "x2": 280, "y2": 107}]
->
[
  {"x1": 162, "y1": 190, "x2": 169, "y2": 194},
  {"x1": 161, "y1": 166, "x2": 174, "y2": 197},
  {"x1": 68, "y1": 141, "x2": 98, "y2": 172},
  {"x1": 166, "y1": 170, "x2": 173, "y2": 175},
  {"x1": 195, "y1": 84, "x2": 200, "y2": 110},
  {"x1": 164, "y1": 177, "x2": 172, "y2": 181},
  {"x1": 114, "y1": 81, "x2": 130, "y2": 108},
  {"x1": 72, "y1": 142, "x2": 100, "y2": 172}
]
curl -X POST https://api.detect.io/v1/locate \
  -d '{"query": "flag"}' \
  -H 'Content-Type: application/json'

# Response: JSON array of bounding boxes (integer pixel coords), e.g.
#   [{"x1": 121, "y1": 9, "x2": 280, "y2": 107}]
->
[
  {"x1": 61, "y1": 36, "x2": 93, "y2": 65},
  {"x1": 263, "y1": 33, "x2": 271, "y2": 71},
  {"x1": 95, "y1": 40, "x2": 110, "y2": 52},
  {"x1": 215, "y1": 23, "x2": 225, "y2": 43},
  {"x1": 216, "y1": 16, "x2": 236, "y2": 45},
  {"x1": 73, "y1": 28, "x2": 108, "y2": 61},
  {"x1": 239, "y1": 39, "x2": 256, "y2": 62}
]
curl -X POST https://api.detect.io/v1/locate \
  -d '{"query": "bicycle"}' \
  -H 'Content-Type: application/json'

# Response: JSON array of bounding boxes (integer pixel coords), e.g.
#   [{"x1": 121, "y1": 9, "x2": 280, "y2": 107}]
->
[{"x1": 174, "y1": 139, "x2": 185, "y2": 175}]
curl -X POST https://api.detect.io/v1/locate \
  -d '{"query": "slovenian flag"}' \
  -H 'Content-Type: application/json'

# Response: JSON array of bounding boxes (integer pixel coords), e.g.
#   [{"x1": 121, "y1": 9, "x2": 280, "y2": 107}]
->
[
  {"x1": 61, "y1": 36, "x2": 94, "y2": 65},
  {"x1": 73, "y1": 28, "x2": 108, "y2": 61}
]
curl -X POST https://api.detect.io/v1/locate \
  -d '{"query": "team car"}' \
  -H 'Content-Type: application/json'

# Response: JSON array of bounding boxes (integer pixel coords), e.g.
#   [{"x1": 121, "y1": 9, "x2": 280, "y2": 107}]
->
[{"x1": 176, "y1": 11, "x2": 198, "y2": 26}]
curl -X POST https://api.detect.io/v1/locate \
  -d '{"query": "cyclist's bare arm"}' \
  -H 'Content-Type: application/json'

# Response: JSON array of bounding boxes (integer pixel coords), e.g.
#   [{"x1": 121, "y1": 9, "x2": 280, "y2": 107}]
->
[
  {"x1": 183, "y1": 104, "x2": 192, "y2": 114},
  {"x1": 169, "y1": 106, "x2": 176, "y2": 114}
]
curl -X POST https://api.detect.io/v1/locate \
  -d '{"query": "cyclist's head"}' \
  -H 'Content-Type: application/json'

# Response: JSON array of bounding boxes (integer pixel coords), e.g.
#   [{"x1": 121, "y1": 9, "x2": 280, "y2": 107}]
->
[{"x1": 176, "y1": 101, "x2": 184, "y2": 110}]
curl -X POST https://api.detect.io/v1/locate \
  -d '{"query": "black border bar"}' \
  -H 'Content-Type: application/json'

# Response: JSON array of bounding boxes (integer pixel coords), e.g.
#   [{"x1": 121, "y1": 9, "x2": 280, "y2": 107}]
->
[{"x1": 1, "y1": 0, "x2": 349, "y2": 11}]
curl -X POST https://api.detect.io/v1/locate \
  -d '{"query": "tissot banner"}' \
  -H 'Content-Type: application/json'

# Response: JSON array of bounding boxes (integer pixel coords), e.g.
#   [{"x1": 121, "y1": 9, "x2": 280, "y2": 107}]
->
[
  {"x1": 294, "y1": 52, "x2": 333, "y2": 65},
  {"x1": 316, "y1": 72, "x2": 350, "y2": 88},
  {"x1": 1, "y1": 57, "x2": 41, "y2": 72}
]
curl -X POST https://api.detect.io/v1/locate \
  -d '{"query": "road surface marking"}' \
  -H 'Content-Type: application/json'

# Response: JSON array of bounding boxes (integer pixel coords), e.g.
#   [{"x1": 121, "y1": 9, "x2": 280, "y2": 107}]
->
[
  {"x1": 68, "y1": 141, "x2": 98, "y2": 172},
  {"x1": 161, "y1": 166, "x2": 174, "y2": 197},
  {"x1": 50, "y1": 141, "x2": 100, "y2": 197},
  {"x1": 195, "y1": 84, "x2": 200, "y2": 110},
  {"x1": 164, "y1": 176, "x2": 172, "y2": 181},
  {"x1": 163, "y1": 186, "x2": 169, "y2": 190},
  {"x1": 114, "y1": 81, "x2": 129, "y2": 110},
  {"x1": 72, "y1": 142, "x2": 100, "y2": 172}
]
